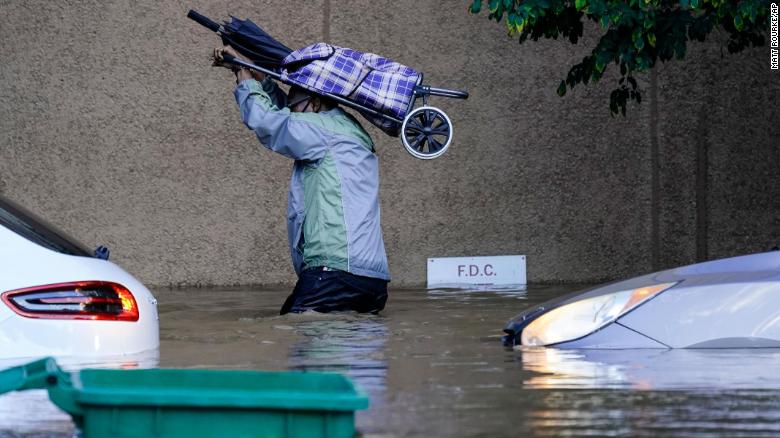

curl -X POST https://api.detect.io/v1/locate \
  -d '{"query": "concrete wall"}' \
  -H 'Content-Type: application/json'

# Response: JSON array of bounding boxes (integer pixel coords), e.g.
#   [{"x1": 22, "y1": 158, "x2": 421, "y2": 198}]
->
[{"x1": 1, "y1": 1, "x2": 777, "y2": 287}]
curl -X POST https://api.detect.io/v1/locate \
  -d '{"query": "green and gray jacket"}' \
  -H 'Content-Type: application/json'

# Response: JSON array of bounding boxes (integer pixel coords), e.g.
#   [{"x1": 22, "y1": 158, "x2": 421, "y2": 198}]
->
[{"x1": 235, "y1": 78, "x2": 390, "y2": 281}]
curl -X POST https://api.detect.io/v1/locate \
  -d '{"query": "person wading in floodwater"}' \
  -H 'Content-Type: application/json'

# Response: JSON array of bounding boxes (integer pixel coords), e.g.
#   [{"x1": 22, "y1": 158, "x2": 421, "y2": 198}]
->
[{"x1": 213, "y1": 46, "x2": 390, "y2": 315}]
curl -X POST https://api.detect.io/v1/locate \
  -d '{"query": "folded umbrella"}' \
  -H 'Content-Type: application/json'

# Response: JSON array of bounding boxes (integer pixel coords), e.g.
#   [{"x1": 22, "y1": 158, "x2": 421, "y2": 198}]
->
[
  {"x1": 188, "y1": 10, "x2": 292, "y2": 70},
  {"x1": 221, "y1": 16, "x2": 292, "y2": 69}
]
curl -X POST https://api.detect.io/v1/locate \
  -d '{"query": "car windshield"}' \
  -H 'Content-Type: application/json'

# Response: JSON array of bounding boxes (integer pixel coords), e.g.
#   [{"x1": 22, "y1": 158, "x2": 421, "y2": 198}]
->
[{"x1": 0, "y1": 194, "x2": 93, "y2": 257}]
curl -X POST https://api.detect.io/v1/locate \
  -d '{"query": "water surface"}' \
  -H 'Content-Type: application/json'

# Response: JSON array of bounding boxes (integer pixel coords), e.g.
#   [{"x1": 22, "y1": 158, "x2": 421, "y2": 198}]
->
[{"x1": 3, "y1": 285, "x2": 780, "y2": 437}]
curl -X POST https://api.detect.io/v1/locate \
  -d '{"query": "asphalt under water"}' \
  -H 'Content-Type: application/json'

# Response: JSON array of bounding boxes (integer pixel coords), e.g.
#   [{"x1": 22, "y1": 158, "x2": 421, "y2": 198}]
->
[{"x1": 3, "y1": 285, "x2": 780, "y2": 437}]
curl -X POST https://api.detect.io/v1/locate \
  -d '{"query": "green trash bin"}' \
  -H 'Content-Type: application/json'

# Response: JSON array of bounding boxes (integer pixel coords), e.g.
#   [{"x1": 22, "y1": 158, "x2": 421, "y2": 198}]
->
[{"x1": 0, "y1": 357, "x2": 368, "y2": 438}]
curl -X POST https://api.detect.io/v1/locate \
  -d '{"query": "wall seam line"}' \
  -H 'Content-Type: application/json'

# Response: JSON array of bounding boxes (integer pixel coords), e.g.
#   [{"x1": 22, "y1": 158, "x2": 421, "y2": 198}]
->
[
  {"x1": 323, "y1": 0, "x2": 331, "y2": 42},
  {"x1": 650, "y1": 68, "x2": 660, "y2": 271}
]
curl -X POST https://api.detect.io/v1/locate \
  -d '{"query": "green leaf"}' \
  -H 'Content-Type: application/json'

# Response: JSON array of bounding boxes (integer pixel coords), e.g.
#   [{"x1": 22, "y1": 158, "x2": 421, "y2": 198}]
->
[
  {"x1": 632, "y1": 29, "x2": 645, "y2": 50},
  {"x1": 733, "y1": 14, "x2": 744, "y2": 31},
  {"x1": 575, "y1": 0, "x2": 588, "y2": 11},
  {"x1": 647, "y1": 32, "x2": 656, "y2": 47},
  {"x1": 589, "y1": 0, "x2": 605, "y2": 15},
  {"x1": 610, "y1": 89, "x2": 619, "y2": 114},
  {"x1": 469, "y1": 0, "x2": 482, "y2": 13},
  {"x1": 506, "y1": 12, "x2": 518, "y2": 33},
  {"x1": 674, "y1": 41, "x2": 687, "y2": 59},
  {"x1": 557, "y1": 80, "x2": 567, "y2": 96}
]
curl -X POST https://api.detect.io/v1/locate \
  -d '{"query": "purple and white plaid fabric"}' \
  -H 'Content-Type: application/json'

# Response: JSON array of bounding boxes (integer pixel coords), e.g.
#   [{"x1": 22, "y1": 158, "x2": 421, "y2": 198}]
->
[{"x1": 281, "y1": 43, "x2": 420, "y2": 136}]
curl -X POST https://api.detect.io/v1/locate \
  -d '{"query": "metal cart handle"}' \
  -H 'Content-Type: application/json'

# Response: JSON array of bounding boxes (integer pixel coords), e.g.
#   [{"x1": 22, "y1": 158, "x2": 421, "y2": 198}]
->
[
  {"x1": 221, "y1": 53, "x2": 282, "y2": 80},
  {"x1": 219, "y1": 54, "x2": 404, "y2": 124},
  {"x1": 415, "y1": 85, "x2": 469, "y2": 100}
]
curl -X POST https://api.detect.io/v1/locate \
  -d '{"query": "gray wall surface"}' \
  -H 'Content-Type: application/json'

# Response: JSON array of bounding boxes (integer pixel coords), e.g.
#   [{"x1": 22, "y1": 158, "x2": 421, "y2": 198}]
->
[{"x1": 1, "y1": 1, "x2": 778, "y2": 287}]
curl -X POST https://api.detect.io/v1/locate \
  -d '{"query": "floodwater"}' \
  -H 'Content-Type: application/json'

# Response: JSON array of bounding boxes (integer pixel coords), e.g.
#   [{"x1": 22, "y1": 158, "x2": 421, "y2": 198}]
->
[{"x1": 4, "y1": 285, "x2": 780, "y2": 437}]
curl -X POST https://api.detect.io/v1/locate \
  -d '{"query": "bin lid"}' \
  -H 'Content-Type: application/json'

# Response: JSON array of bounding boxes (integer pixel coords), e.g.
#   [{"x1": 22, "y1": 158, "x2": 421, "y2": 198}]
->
[
  {"x1": 70, "y1": 368, "x2": 369, "y2": 411},
  {"x1": 2, "y1": 358, "x2": 369, "y2": 413}
]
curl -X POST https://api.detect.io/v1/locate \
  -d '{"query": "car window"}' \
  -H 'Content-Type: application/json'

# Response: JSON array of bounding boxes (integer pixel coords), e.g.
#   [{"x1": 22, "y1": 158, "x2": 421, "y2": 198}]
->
[{"x1": 0, "y1": 195, "x2": 93, "y2": 257}]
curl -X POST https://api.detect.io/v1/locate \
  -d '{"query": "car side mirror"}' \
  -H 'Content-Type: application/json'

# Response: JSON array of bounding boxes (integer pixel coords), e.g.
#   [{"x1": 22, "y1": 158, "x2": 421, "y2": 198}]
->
[{"x1": 94, "y1": 246, "x2": 110, "y2": 260}]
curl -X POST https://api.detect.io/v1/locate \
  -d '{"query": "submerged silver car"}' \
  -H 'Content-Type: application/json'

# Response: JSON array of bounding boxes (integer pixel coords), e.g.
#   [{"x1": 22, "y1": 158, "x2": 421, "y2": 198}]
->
[{"x1": 504, "y1": 251, "x2": 780, "y2": 349}]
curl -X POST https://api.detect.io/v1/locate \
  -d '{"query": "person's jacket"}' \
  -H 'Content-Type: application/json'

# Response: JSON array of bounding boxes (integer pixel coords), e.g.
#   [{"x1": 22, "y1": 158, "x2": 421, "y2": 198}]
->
[{"x1": 234, "y1": 78, "x2": 390, "y2": 281}]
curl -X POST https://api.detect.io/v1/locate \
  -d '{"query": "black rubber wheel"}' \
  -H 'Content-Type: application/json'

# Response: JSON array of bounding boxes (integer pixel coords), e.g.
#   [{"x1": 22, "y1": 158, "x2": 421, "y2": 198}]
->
[{"x1": 401, "y1": 106, "x2": 452, "y2": 160}]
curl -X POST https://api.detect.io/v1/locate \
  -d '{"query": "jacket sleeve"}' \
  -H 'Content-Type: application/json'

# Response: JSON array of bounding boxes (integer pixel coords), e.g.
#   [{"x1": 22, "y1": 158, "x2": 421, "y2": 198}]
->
[
  {"x1": 234, "y1": 79, "x2": 328, "y2": 162},
  {"x1": 258, "y1": 76, "x2": 288, "y2": 109}
]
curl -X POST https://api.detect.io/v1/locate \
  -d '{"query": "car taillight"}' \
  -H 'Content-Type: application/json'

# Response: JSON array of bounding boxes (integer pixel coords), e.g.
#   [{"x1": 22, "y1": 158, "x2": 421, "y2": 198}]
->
[{"x1": 1, "y1": 281, "x2": 139, "y2": 322}]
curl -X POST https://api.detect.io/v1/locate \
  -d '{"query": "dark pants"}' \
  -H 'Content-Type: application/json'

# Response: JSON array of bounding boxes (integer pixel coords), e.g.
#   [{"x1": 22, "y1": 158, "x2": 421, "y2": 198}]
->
[{"x1": 280, "y1": 267, "x2": 388, "y2": 315}]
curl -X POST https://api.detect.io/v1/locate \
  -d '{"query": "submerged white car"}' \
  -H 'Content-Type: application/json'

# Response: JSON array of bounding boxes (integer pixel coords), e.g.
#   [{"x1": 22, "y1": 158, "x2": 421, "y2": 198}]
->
[
  {"x1": 504, "y1": 250, "x2": 780, "y2": 349},
  {"x1": 0, "y1": 195, "x2": 159, "y2": 362}
]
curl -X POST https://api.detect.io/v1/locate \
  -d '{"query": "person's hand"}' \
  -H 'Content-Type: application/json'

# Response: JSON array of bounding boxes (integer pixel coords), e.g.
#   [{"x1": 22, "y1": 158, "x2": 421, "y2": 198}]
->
[
  {"x1": 235, "y1": 67, "x2": 255, "y2": 84},
  {"x1": 212, "y1": 45, "x2": 243, "y2": 68},
  {"x1": 212, "y1": 45, "x2": 266, "y2": 83},
  {"x1": 233, "y1": 66, "x2": 266, "y2": 84}
]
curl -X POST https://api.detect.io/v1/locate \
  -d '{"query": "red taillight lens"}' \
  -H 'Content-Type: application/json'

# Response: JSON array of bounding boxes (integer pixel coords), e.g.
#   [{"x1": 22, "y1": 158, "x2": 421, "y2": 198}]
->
[{"x1": 1, "y1": 281, "x2": 139, "y2": 322}]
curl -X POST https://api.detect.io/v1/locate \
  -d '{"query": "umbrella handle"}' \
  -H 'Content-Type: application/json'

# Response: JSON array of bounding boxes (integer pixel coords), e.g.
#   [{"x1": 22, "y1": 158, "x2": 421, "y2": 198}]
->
[{"x1": 187, "y1": 9, "x2": 220, "y2": 33}]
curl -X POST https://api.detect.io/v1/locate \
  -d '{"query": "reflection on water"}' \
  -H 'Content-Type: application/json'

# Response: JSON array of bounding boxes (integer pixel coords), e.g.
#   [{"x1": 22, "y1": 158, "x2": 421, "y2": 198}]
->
[
  {"x1": 5, "y1": 286, "x2": 780, "y2": 437},
  {"x1": 426, "y1": 286, "x2": 528, "y2": 301},
  {"x1": 289, "y1": 315, "x2": 388, "y2": 398},
  {"x1": 0, "y1": 349, "x2": 159, "y2": 372},
  {"x1": 527, "y1": 390, "x2": 780, "y2": 437},
  {"x1": 0, "y1": 390, "x2": 72, "y2": 435},
  {"x1": 521, "y1": 347, "x2": 780, "y2": 390}
]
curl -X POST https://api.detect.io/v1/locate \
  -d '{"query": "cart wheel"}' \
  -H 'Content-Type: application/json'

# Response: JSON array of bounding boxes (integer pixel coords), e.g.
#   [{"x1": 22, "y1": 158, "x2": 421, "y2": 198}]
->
[{"x1": 401, "y1": 106, "x2": 452, "y2": 160}]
